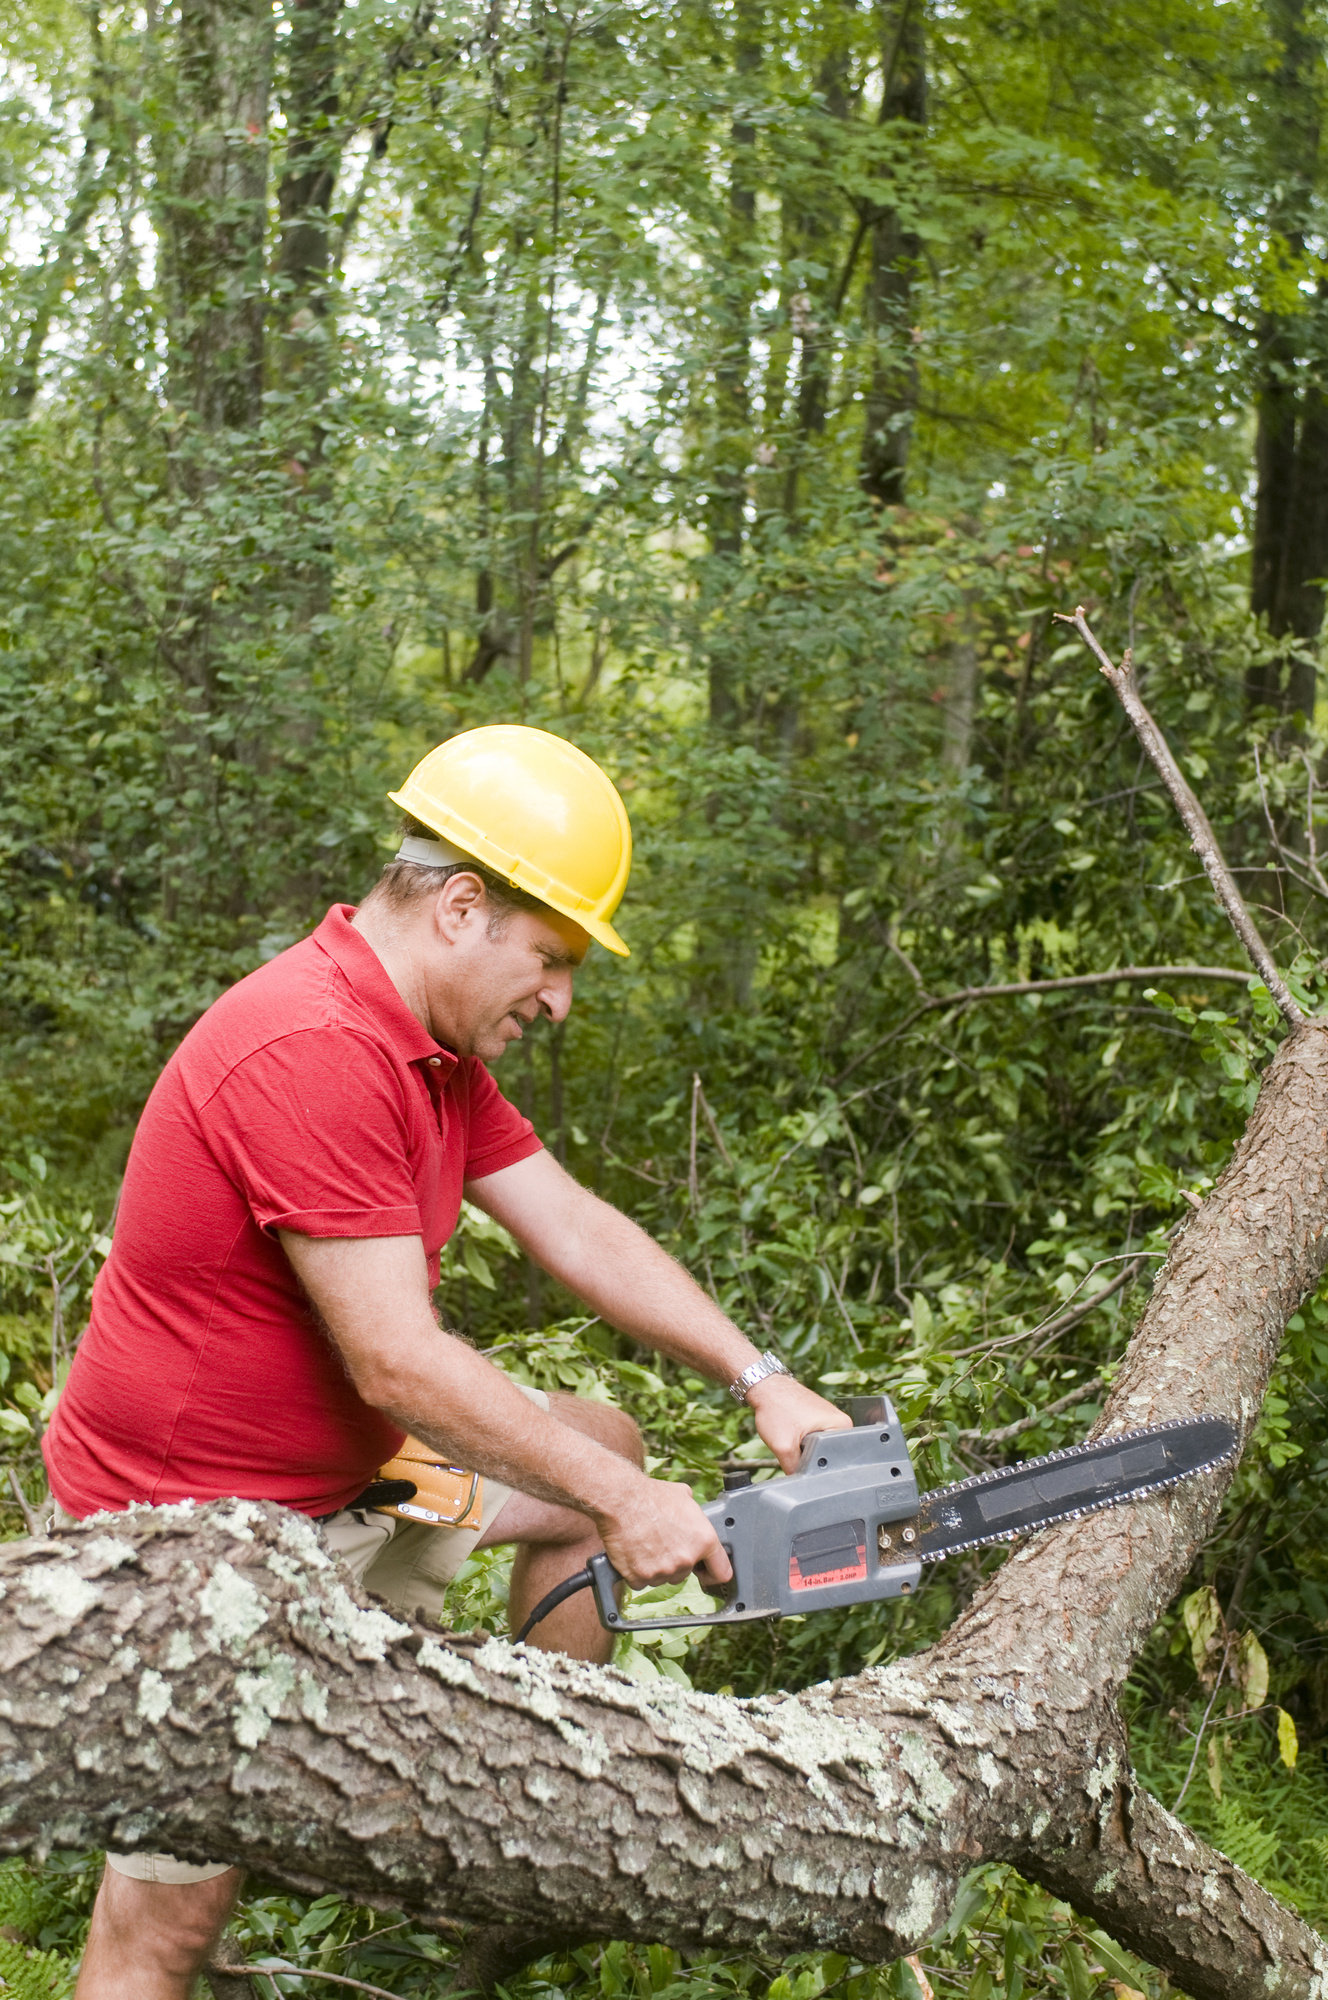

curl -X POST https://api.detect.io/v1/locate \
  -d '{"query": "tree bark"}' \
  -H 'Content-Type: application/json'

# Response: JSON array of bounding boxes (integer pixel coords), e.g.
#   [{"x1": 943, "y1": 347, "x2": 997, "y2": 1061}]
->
[
  {"x1": 1246, "y1": 0, "x2": 1328, "y2": 716},
  {"x1": 274, "y1": 0, "x2": 345, "y2": 353},
  {"x1": 704, "y1": 0, "x2": 762, "y2": 731},
  {"x1": 859, "y1": 0, "x2": 926, "y2": 508},
  {"x1": 4, "y1": 1029, "x2": 1328, "y2": 1996},
  {"x1": 779, "y1": 13, "x2": 855, "y2": 524},
  {"x1": 154, "y1": 0, "x2": 274, "y2": 455},
  {"x1": 5, "y1": 10, "x2": 117, "y2": 421}
]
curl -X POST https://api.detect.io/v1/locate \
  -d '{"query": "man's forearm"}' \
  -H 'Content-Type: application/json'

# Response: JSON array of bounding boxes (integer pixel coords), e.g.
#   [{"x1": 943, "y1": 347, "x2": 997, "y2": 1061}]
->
[
  {"x1": 504, "y1": 1180, "x2": 762, "y2": 1386},
  {"x1": 363, "y1": 1321, "x2": 643, "y2": 1519},
  {"x1": 278, "y1": 1228, "x2": 734, "y2": 1587},
  {"x1": 278, "y1": 1229, "x2": 642, "y2": 1519},
  {"x1": 464, "y1": 1156, "x2": 851, "y2": 1471}
]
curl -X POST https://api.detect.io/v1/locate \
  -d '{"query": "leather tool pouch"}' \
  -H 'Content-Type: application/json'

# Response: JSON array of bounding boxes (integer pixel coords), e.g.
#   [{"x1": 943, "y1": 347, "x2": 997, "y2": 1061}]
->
[{"x1": 370, "y1": 1436, "x2": 484, "y2": 1529}]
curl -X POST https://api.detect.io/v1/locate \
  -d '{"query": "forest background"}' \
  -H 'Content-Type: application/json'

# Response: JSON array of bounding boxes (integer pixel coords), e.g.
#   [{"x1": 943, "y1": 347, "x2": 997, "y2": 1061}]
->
[{"x1": 5, "y1": 0, "x2": 1328, "y2": 1992}]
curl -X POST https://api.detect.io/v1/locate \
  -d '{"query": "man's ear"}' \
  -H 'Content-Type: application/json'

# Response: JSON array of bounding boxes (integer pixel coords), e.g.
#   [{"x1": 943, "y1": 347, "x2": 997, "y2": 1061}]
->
[{"x1": 431, "y1": 870, "x2": 489, "y2": 943}]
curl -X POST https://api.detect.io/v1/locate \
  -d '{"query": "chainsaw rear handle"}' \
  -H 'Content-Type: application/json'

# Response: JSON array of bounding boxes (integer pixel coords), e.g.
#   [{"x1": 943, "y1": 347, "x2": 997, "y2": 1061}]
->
[{"x1": 588, "y1": 1548, "x2": 777, "y2": 1631}]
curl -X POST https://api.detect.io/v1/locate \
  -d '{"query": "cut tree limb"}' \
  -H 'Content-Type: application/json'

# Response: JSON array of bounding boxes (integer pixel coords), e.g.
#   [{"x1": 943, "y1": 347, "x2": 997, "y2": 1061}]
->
[
  {"x1": 206, "y1": 1932, "x2": 259, "y2": 1999},
  {"x1": 3, "y1": 1031, "x2": 1328, "y2": 1996}
]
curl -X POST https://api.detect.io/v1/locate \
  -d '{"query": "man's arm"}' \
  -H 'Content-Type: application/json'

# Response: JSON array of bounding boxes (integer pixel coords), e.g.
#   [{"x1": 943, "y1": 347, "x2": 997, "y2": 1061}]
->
[
  {"x1": 278, "y1": 1230, "x2": 731, "y2": 1591},
  {"x1": 466, "y1": 1150, "x2": 850, "y2": 1470}
]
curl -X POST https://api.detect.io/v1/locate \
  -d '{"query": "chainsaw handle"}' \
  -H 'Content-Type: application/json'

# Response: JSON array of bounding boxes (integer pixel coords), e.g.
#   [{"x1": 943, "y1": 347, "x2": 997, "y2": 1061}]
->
[{"x1": 588, "y1": 1549, "x2": 748, "y2": 1633}]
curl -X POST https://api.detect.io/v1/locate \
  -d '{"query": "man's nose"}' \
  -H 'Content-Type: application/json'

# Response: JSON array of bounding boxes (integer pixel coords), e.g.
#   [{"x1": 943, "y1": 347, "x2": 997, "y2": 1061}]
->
[{"x1": 537, "y1": 970, "x2": 575, "y2": 1024}]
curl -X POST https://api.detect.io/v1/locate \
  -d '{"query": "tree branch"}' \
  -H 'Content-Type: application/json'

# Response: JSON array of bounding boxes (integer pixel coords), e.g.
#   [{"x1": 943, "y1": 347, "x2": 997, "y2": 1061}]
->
[
  {"x1": 956, "y1": 1374, "x2": 1098, "y2": 1447},
  {"x1": 836, "y1": 965, "x2": 1254, "y2": 1083},
  {"x1": 1054, "y1": 606, "x2": 1305, "y2": 1027}
]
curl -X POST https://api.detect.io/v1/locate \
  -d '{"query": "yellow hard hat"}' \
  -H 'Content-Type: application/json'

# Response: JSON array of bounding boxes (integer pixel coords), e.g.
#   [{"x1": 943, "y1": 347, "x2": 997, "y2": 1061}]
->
[{"x1": 388, "y1": 725, "x2": 632, "y2": 956}]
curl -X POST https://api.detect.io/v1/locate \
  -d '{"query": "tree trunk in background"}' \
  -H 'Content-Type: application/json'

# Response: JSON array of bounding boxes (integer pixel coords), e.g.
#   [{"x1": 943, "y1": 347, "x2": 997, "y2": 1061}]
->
[
  {"x1": 940, "y1": 620, "x2": 977, "y2": 780},
  {"x1": 859, "y1": 0, "x2": 925, "y2": 507},
  {"x1": 1247, "y1": 0, "x2": 1328, "y2": 719},
  {"x1": 467, "y1": 262, "x2": 543, "y2": 684},
  {"x1": 705, "y1": 0, "x2": 761, "y2": 730},
  {"x1": 275, "y1": 0, "x2": 345, "y2": 417},
  {"x1": 156, "y1": 0, "x2": 273, "y2": 464},
  {"x1": 144, "y1": 0, "x2": 275, "y2": 918},
  {"x1": 5, "y1": 13, "x2": 116, "y2": 420},
  {"x1": 7, "y1": 1028, "x2": 1328, "y2": 1999},
  {"x1": 272, "y1": 0, "x2": 346, "y2": 712},
  {"x1": 779, "y1": 16, "x2": 854, "y2": 524}
]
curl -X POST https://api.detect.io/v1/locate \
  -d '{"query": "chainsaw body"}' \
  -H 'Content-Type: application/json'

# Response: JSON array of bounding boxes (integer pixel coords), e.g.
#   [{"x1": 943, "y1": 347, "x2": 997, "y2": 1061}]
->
[{"x1": 591, "y1": 1393, "x2": 922, "y2": 1633}]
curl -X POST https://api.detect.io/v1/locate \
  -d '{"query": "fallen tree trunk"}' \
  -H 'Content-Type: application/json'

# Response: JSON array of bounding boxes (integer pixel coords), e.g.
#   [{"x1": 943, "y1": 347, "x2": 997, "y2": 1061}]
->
[{"x1": 3, "y1": 1026, "x2": 1328, "y2": 1997}]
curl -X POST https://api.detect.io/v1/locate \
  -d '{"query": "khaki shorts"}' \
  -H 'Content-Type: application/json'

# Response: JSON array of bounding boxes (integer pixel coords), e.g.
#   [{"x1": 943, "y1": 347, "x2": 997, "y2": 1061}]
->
[{"x1": 56, "y1": 1386, "x2": 550, "y2": 1885}]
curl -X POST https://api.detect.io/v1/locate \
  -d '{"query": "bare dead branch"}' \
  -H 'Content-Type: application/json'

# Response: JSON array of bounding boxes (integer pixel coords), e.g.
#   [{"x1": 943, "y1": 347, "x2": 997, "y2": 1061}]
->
[
  {"x1": 942, "y1": 1254, "x2": 1157, "y2": 1360},
  {"x1": 1055, "y1": 606, "x2": 1305, "y2": 1027},
  {"x1": 6, "y1": 1468, "x2": 45, "y2": 1539},
  {"x1": 956, "y1": 1375, "x2": 1098, "y2": 1446}
]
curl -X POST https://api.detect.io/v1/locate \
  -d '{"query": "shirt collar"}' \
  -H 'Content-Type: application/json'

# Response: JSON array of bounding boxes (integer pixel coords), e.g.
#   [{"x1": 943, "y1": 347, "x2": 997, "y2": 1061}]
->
[{"x1": 310, "y1": 904, "x2": 458, "y2": 1074}]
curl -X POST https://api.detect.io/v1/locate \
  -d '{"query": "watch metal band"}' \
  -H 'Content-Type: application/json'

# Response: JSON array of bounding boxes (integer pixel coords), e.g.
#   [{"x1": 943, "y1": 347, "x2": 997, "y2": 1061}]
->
[{"x1": 728, "y1": 1350, "x2": 791, "y2": 1403}]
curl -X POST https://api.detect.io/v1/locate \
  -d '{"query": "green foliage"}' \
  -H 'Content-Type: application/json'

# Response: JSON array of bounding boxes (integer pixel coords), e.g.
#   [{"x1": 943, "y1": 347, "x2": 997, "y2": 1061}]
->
[
  {"x1": 0, "y1": 1851, "x2": 98, "y2": 1985},
  {"x1": 8, "y1": 0, "x2": 1328, "y2": 1988}
]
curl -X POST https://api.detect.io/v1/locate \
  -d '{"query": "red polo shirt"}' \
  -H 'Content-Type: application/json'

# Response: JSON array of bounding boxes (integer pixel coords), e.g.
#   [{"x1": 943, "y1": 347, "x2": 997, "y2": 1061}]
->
[{"x1": 44, "y1": 905, "x2": 542, "y2": 1518}]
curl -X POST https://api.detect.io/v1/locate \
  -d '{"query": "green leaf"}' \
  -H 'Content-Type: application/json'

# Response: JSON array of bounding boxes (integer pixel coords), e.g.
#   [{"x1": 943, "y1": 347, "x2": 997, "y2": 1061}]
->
[
  {"x1": 1278, "y1": 1707, "x2": 1299, "y2": 1770},
  {"x1": 934, "y1": 1868, "x2": 990, "y2": 1940},
  {"x1": 1061, "y1": 1939, "x2": 1092, "y2": 2000},
  {"x1": 1236, "y1": 1630, "x2": 1269, "y2": 1712},
  {"x1": 894, "y1": 1960, "x2": 931, "y2": 2000},
  {"x1": 461, "y1": 1240, "x2": 495, "y2": 1289},
  {"x1": 1182, "y1": 1585, "x2": 1223, "y2": 1680},
  {"x1": 1089, "y1": 1932, "x2": 1149, "y2": 1990}
]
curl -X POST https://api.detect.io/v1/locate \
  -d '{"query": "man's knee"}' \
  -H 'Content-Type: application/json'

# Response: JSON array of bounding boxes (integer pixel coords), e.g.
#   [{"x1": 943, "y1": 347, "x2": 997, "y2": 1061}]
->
[
  {"x1": 93, "y1": 1863, "x2": 241, "y2": 1971},
  {"x1": 546, "y1": 1391, "x2": 645, "y2": 1469}
]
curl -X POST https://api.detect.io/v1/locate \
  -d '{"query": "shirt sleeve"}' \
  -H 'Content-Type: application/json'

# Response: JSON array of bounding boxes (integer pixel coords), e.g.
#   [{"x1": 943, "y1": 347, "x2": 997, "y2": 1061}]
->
[
  {"x1": 203, "y1": 1029, "x2": 426, "y2": 1238},
  {"x1": 459, "y1": 1058, "x2": 544, "y2": 1181}
]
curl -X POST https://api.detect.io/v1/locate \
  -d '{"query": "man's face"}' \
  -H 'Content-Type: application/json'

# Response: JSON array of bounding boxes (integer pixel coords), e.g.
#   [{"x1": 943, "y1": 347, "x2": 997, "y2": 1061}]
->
[{"x1": 428, "y1": 894, "x2": 590, "y2": 1062}]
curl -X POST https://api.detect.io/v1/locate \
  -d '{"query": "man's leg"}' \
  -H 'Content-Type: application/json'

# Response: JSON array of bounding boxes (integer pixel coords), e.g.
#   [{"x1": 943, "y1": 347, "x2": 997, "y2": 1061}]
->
[
  {"x1": 487, "y1": 1392, "x2": 645, "y2": 1662},
  {"x1": 75, "y1": 1859, "x2": 242, "y2": 2000}
]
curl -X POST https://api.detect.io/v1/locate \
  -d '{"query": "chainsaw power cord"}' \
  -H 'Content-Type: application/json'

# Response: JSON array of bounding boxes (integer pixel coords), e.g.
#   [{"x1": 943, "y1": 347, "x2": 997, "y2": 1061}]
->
[{"x1": 513, "y1": 1565, "x2": 594, "y2": 1644}]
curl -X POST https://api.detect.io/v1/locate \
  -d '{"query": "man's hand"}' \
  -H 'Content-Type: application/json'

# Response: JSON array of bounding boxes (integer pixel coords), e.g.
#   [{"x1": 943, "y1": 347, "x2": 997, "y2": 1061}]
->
[
  {"x1": 592, "y1": 1469, "x2": 733, "y2": 1593},
  {"x1": 746, "y1": 1373, "x2": 852, "y2": 1473}
]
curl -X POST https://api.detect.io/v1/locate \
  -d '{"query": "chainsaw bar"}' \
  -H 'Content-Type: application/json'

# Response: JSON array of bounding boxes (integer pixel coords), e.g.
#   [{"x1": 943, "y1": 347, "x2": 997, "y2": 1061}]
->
[{"x1": 897, "y1": 1414, "x2": 1239, "y2": 1567}]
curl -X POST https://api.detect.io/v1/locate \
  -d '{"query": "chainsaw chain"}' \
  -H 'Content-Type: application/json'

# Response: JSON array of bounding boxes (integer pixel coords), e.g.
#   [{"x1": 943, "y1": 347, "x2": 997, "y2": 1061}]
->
[{"x1": 913, "y1": 1415, "x2": 1240, "y2": 1566}]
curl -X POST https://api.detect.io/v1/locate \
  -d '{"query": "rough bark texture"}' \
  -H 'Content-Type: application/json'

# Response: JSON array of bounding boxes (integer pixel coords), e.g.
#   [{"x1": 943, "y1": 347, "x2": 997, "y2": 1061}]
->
[
  {"x1": 858, "y1": 0, "x2": 925, "y2": 508},
  {"x1": 155, "y1": 0, "x2": 273, "y2": 450},
  {"x1": 1247, "y1": 0, "x2": 1328, "y2": 714},
  {"x1": 4, "y1": 1030, "x2": 1328, "y2": 1997}
]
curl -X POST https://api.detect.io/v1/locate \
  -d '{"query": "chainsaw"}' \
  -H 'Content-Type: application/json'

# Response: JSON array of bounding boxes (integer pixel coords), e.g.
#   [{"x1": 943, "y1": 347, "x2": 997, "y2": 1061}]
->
[{"x1": 513, "y1": 1393, "x2": 1238, "y2": 1643}]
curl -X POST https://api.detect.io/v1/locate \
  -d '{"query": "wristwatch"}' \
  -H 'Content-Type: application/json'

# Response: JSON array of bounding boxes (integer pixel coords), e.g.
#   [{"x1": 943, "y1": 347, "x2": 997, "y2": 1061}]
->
[{"x1": 728, "y1": 1350, "x2": 791, "y2": 1403}]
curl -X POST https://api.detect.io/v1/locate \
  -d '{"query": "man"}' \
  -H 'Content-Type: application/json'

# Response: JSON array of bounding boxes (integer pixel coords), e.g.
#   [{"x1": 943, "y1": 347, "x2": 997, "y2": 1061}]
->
[{"x1": 43, "y1": 724, "x2": 849, "y2": 1999}]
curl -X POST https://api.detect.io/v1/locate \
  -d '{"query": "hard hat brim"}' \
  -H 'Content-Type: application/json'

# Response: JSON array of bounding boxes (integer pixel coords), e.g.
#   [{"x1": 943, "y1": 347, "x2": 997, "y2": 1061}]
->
[
  {"x1": 583, "y1": 915, "x2": 630, "y2": 958},
  {"x1": 387, "y1": 789, "x2": 630, "y2": 957}
]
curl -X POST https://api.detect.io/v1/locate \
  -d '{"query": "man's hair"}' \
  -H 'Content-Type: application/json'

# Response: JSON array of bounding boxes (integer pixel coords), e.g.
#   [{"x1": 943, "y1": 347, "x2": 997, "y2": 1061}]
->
[{"x1": 364, "y1": 816, "x2": 549, "y2": 935}]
